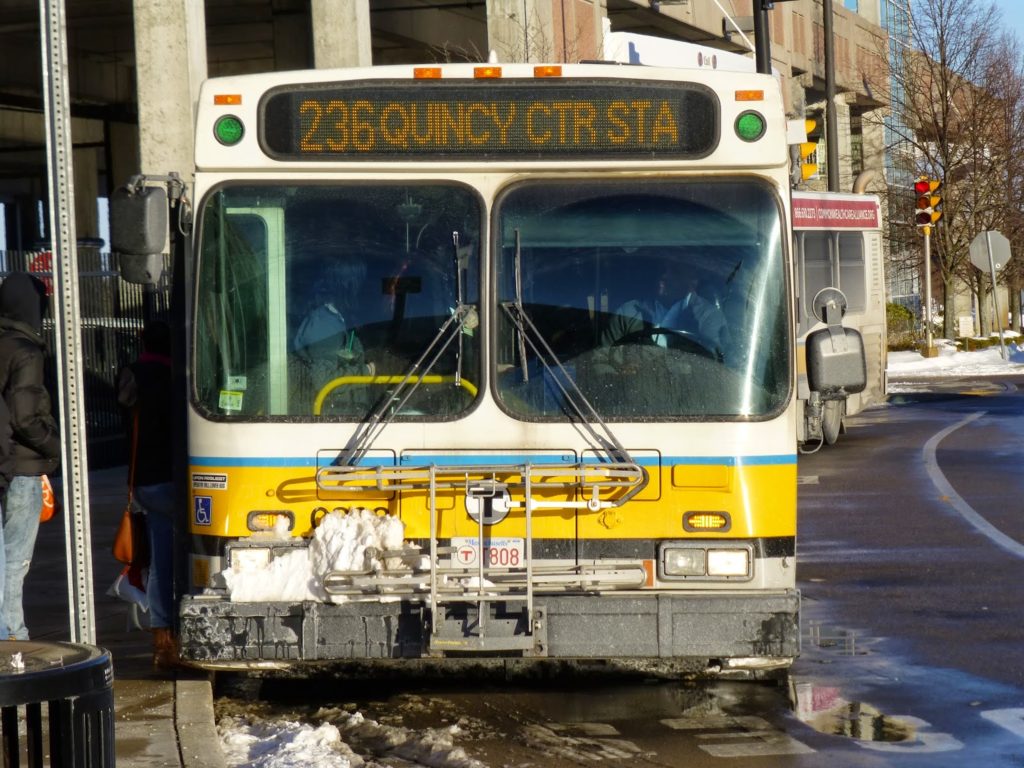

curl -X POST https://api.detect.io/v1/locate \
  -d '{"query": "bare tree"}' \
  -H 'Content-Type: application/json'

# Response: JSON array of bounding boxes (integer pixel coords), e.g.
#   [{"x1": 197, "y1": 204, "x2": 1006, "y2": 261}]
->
[
  {"x1": 979, "y1": 32, "x2": 1024, "y2": 331},
  {"x1": 871, "y1": 0, "x2": 1002, "y2": 338}
]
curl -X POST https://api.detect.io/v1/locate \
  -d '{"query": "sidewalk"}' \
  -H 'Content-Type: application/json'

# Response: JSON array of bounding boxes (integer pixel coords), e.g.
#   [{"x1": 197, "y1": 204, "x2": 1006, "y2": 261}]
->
[{"x1": 29, "y1": 466, "x2": 225, "y2": 768}]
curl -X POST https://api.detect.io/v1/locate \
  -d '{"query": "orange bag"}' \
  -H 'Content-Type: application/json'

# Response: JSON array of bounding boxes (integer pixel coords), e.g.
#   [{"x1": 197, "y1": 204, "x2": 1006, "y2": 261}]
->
[
  {"x1": 113, "y1": 411, "x2": 149, "y2": 567},
  {"x1": 40, "y1": 475, "x2": 55, "y2": 522},
  {"x1": 112, "y1": 504, "x2": 134, "y2": 563},
  {"x1": 113, "y1": 500, "x2": 150, "y2": 567}
]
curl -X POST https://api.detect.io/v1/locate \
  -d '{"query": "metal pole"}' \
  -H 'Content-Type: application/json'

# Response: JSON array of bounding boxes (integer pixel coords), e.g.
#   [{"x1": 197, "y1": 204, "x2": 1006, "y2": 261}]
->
[
  {"x1": 924, "y1": 226, "x2": 934, "y2": 354},
  {"x1": 39, "y1": 0, "x2": 95, "y2": 644},
  {"x1": 985, "y1": 230, "x2": 1008, "y2": 360},
  {"x1": 753, "y1": 3, "x2": 772, "y2": 75},
  {"x1": 823, "y1": 0, "x2": 840, "y2": 192}
]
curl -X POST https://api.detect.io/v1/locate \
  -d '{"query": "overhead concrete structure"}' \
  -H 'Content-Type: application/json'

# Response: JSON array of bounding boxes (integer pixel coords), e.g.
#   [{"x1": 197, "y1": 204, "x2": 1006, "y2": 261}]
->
[
  {"x1": 0, "y1": 0, "x2": 888, "y2": 251},
  {"x1": 133, "y1": 0, "x2": 207, "y2": 180}
]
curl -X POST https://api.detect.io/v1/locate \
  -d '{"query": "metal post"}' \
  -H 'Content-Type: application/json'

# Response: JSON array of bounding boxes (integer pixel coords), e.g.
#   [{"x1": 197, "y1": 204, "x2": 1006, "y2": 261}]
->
[
  {"x1": 39, "y1": 0, "x2": 95, "y2": 644},
  {"x1": 923, "y1": 225, "x2": 934, "y2": 355},
  {"x1": 823, "y1": 0, "x2": 840, "y2": 192},
  {"x1": 985, "y1": 230, "x2": 1008, "y2": 360},
  {"x1": 753, "y1": 3, "x2": 772, "y2": 75}
]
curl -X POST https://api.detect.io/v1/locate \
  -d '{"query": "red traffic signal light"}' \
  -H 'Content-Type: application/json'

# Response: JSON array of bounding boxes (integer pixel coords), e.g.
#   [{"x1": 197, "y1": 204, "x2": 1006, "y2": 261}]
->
[{"x1": 914, "y1": 177, "x2": 942, "y2": 228}]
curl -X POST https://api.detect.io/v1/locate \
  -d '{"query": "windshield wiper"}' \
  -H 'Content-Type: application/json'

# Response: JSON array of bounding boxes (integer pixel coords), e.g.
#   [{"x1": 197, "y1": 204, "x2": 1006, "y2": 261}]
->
[
  {"x1": 338, "y1": 232, "x2": 472, "y2": 468},
  {"x1": 501, "y1": 230, "x2": 647, "y2": 498}
]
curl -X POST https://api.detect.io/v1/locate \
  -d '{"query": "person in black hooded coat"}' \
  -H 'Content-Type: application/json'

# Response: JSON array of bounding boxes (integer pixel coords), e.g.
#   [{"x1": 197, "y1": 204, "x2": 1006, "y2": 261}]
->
[{"x1": 0, "y1": 273, "x2": 60, "y2": 640}]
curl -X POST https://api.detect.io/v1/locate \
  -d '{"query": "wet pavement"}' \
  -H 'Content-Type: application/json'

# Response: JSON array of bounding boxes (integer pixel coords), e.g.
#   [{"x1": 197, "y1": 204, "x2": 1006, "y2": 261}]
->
[{"x1": 22, "y1": 466, "x2": 223, "y2": 768}]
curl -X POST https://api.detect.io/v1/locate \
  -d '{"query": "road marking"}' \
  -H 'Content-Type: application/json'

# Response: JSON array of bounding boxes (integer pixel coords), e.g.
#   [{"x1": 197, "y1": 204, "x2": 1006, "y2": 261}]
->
[
  {"x1": 663, "y1": 715, "x2": 814, "y2": 757},
  {"x1": 980, "y1": 708, "x2": 1024, "y2": 738},
  {"x1": 923, "y1": 411, "x2": 1024, "y2": 559},
  {"x1": 798, "y1": 475, "x2": 819, "y2": 485},
  {"x1": 547, "y1": 722, "x2": 620, "y2": 736},
  {"x1": 856, "y1": 716, "x2": 963, "y2": 753},
  {"x1": 524, "y1": 723, "x2": 646, "y2": 762}
]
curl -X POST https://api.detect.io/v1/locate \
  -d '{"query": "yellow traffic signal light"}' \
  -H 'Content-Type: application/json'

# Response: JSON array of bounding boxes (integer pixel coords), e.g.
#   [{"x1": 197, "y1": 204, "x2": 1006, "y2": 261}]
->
[
  {"x1": 914, "y1": 177, "x2": 942, "y2": 228},
  {"x1": 800, "y1": 118, "x2": 818, "y2": 181}
]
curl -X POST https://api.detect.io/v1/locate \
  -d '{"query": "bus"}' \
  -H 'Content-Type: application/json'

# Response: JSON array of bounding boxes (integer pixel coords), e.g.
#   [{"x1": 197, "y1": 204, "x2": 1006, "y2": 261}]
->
[
  {"x1": 792, "y1": 191, "x2": 886, "y2": 448},
  {"x1": 112, "y1": 62, "x2": 864, "y2": 672}
]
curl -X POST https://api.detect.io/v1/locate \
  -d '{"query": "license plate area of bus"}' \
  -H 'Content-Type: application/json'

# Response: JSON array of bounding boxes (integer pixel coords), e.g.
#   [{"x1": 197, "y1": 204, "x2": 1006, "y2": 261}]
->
[{"x1": 449, "y1": 537, "x2": 525, "y2": 569}]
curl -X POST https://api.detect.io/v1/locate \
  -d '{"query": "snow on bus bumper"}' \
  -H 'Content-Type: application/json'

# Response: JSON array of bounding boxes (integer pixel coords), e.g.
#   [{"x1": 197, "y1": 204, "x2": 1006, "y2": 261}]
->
[{"x1": 178, "y1": 590, "x2": 799, "y2": 669}]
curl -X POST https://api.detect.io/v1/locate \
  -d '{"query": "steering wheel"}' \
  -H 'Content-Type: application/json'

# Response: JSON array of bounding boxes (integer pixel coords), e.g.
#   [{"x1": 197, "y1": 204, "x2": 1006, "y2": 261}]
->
[{"x1": 615, "y1": 327, "x2": 718, "y2": 361}]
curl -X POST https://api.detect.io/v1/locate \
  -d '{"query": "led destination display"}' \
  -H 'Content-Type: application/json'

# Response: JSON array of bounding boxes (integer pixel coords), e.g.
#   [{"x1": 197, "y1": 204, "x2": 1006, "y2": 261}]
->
[{"x1": 260, "y1": 80, "x2": 719, "y2": 160}]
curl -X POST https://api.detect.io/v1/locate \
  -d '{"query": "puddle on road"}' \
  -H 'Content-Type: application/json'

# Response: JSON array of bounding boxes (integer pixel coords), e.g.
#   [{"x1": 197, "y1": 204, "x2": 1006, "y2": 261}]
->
[
  {"x1": 792, "y1": 680, "x2": 915, "y2": 743},
  {"x1": 803, "y1": 620, "x2": 878, "y2": 656},
  {"x1": 796, "y1": 621, "x2": 915, "y2": 742}
]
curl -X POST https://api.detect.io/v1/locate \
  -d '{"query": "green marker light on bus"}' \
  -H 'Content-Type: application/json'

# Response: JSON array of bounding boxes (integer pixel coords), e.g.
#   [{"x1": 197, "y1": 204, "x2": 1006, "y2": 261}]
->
[
  {"x1": 214, "y1": 115, "x2": 245, "y2": 145},
  {"x1": 735, "y1": 111, "x2": 766, "y2": 142}
]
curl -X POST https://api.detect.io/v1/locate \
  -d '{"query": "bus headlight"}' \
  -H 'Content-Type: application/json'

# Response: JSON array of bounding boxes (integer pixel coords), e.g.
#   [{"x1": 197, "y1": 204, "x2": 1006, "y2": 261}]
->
[
  {"x1": 707, "y1": 549, "x2": 750, "y2": 577},
  {"x1": 663, "y1": 547, "x2": 706, "y2": 576},
  {"x1": 231, "y1": 546, "x2": 272, "y2": 572},
  {"x1": 659, "y1": 543, "x2": 753, "y2": 581}
]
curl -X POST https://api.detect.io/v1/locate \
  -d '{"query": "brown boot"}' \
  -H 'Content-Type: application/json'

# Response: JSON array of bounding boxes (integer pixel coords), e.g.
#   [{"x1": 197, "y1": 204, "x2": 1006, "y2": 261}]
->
[{"x1": 151, "y1": 627, "x2": 179, "y2": 672}]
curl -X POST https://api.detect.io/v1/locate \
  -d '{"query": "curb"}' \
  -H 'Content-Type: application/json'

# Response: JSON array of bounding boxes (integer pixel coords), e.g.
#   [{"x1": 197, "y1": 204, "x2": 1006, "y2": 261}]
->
[{"x1": 176, "y1": 679, "x2": 227, "y2": 768}]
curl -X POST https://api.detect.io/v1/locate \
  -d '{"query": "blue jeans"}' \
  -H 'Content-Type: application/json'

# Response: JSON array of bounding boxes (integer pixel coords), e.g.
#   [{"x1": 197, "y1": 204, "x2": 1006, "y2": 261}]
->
[
  {"x1": 134, "y1": 482, "x2": 175, "y2": 630},
  {"x1": 3, "y1": 475, "x2": 40, "y2": 640}
]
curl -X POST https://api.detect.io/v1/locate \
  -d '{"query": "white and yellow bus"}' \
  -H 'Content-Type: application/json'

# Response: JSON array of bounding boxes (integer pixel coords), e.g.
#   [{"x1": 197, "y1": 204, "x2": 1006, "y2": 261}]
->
[
  {"x1": 793, "y1": 190, "x2": 886, "y2": 448},
  {"x1": 113, "y1": 62, "x2": 864, "y2": 672}
]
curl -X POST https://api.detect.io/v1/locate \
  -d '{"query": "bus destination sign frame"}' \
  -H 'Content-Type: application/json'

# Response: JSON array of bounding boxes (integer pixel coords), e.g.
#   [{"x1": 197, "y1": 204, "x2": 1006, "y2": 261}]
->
[{"x1": 260, "y1": 79, "x2": 720, "y2": 161}]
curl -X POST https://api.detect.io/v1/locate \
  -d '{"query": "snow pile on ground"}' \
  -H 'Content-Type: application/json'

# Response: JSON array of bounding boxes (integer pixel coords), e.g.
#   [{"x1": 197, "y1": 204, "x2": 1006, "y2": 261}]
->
[
  {"x1": 222, "y1": 509, "x2": 406, "y2": 603},
  {"x1": 220, "y1": 718, "x2": 360, "y2": 768},
  {"x1": 887, "y1": 336, "x2": 1024, "y2": 378},
  {"x1": 219, "y1": 709, "x2": 485, "y2": 768}
]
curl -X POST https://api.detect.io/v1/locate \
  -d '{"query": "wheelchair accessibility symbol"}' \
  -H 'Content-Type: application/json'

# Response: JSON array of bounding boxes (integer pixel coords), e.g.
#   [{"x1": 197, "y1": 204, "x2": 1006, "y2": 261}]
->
[{"x1": 194, "y1": 496, "x2": 212, "y2": 526}]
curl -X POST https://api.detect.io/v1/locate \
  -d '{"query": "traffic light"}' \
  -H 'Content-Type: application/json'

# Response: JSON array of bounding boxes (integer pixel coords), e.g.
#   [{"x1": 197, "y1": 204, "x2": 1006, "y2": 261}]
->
[
  {"x1": 914, "y1": 177, "x2": 942, "y2": 229},
  {"x1": 800, "y1": 119, "x2": 818, "y2": 181}
]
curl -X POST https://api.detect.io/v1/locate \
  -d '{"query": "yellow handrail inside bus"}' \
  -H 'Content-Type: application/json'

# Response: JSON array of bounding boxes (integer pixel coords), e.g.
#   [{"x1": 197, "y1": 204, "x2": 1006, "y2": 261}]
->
[{"x1": 314, "y1": 375, "x2": 478, "y2": 415}]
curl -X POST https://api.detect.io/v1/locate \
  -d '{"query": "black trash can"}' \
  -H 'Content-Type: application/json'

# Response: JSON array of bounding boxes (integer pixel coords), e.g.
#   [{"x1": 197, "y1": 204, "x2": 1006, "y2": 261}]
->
[{"x1": 0, "y1": 641, "x2": 114, "y2": 767}]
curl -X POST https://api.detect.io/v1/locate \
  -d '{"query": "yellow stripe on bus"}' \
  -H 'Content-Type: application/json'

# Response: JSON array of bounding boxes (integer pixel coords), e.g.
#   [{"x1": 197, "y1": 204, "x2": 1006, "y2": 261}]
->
[{"x1": 187, "y1": 462, "x2": 796, "y2": 540}]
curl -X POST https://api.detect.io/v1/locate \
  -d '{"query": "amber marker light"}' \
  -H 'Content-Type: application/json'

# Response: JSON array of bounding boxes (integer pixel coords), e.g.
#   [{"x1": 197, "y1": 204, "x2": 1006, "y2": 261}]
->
[
  {"x1": 474, "y1": 66, "x2": 503, "y2": 78},
  {"x1": 246, "y1": 510, "x2": 295, "y2": 532},
  {"x1": 214, "y1": 94, "x2": 242, "y2": 106},
  {"x1": 414, "y1": 67, "x2": 442, "y2": 79},
  {"x1": 534, "y1": 65, "x2": 562, "y2": 78},
  {"x1": 642, "y1": 559, "x2": 656, "y2": 587},
  {"x1": 682, "y1": 511, "x2": 732, "y2": 532},
  {"x1": 735, "y1": 90, "x2": 764, "y2": 101}
]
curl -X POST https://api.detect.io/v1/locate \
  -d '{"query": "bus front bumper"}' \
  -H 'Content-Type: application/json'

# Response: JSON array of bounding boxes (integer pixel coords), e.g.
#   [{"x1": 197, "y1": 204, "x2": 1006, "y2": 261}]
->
[{"x1": 178, "y1": 590, "x2": 799, "y2": 671}]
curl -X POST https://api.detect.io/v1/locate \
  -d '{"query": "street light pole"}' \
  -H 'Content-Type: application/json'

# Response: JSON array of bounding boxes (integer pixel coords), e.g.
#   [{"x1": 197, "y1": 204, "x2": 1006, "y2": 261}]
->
[
  {"x1": 823, "y1": 0, "x2": 840, "y2": 192},
  {"x1": 39, "y1": 0, "x2": 96, "y2": 644},
  {"x1": 923, "y1": 225, "x2": 934, "y2": 354},
  {"x1": 753, "y1": 3, "x2": 772, "y2": 74}
]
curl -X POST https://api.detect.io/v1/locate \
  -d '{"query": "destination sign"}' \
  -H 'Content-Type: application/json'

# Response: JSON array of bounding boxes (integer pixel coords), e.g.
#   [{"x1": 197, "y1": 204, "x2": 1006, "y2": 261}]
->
[{"x1": 260, "y1": 80, "x2": 719, "y2": 160}]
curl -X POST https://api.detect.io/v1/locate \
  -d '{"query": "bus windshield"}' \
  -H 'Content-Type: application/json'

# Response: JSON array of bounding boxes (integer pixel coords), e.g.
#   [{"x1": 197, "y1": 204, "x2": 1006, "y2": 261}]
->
[
  {"x1": 494, "y1": 179, "x2": 789, "y2": 419},
  {"x1": 194, "y1": 183, "x2": 482, "y2": 420}
]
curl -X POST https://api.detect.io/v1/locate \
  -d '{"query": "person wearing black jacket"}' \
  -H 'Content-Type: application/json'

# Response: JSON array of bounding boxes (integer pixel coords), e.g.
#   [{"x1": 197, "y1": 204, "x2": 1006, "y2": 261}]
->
[
  {"x1": 0, "y1": 272, "x2": 61, "y2": 640},
  {"x1": 117, "y1": 319, "x2": 176, "y2": 670}
]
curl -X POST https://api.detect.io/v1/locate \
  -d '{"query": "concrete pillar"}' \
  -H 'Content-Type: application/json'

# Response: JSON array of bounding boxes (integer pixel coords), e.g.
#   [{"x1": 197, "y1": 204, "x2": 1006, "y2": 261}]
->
[
  {"x1": 132, "y1": 0, "x2": 207, "y2": 179},
  {"x1": 311, "y1": 0, "x2": 372, "y2": 68},
  {"x1": 488, "y1": 0, "x2": 555, "y2": 63}
]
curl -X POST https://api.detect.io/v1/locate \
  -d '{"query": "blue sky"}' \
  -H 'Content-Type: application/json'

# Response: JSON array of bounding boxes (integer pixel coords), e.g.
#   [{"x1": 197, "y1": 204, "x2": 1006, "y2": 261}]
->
[{"x1": 991, "y1": 0, "x2": 1024, "y2": 44}]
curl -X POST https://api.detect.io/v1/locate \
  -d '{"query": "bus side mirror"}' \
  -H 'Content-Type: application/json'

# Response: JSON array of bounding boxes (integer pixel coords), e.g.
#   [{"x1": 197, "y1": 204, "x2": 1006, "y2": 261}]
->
[
  {"x1": 805, "y1": 287, "x2": 867, "y2": 395},
  {"x1": 806, "y1": 326, "x2": 867, "y2": 395},
  {"x1": 111, "y1": 183, "x2": 167, "y2": 285}
]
